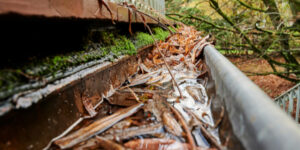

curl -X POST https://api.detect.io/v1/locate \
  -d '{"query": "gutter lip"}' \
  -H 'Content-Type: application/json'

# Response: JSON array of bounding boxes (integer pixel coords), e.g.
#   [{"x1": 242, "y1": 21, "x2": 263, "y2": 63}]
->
[
  {"x1": 0, "y1": 45, "x2": 154, "y2": 117},
  {"x1": 204, "y1": 45, "x2": 300, "y2": 150}
]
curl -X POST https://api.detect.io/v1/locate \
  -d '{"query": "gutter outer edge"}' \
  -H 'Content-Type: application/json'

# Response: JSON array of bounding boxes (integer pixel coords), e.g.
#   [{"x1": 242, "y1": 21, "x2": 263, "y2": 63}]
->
[{"x1": 204, "y1": 45, "x2": 300, "y2": 150}]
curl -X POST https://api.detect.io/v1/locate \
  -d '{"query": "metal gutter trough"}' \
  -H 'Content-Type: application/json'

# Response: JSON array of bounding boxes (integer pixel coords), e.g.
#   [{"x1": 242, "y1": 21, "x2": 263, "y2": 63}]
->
[
  {"x1": 204, "y1": 45, "x2": 300, "y2": 150},
  {"x1": 1, "y1": 26, "x2": 300, "y2": 150},
  {"x1": 0, "y1": 46, "x2": 154, "y2": 150},
  {"x1": 1, "y1": 0, "x2": 300, "y2": 149}
]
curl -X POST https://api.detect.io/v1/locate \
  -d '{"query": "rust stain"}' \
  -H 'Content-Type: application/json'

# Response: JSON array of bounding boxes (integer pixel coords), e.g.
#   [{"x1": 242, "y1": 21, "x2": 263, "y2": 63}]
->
[
  {"x1": 50, "y1": 0, "x2": 83, "y2": 17},
  {"x1": 0, "y1": 40, "x2": 154, "y2": 150},
  {"x1": 74, "y1": 87, "x2": 84, "y2": 114},
  {"x1": 0, "y1": 0, "x2": 160, "y2": 24}
]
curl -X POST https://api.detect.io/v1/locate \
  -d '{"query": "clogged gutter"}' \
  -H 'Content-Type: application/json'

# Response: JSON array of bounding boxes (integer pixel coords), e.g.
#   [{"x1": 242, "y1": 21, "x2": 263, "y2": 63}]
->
[
  {"x1": 0, "y1": 27, "x2": 170, "y2": 115},
  {"x1": 46, "y1": 26, "x2": 226, "y2": 150},
  {"x1": 0, "y1": 27, "x2": 170, "y2": 100}
]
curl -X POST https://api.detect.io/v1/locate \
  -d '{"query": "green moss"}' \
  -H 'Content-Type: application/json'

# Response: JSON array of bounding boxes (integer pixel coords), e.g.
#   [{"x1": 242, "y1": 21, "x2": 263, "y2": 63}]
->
[
  {"x1": 135, "y1": 32, "x2": 154, "y2": 48},
  {"x1": 168, "y1": 26, "x2": 177, "y2": 33},
  {"x1": 105, "y1": 35, "x2": 137, "y2": 56},
  {"x1": 134, "y1": 27, "x2": 170, "y2": 48},
  {"x1": 0, "y1": 27, "x2": 170, "y2": 96},
  {"x1": 101, "y1": 32, "x2": 115, "y2": 45},
  {"x1": 153, "y1": 27, "x2": 170, "y2": 41}
]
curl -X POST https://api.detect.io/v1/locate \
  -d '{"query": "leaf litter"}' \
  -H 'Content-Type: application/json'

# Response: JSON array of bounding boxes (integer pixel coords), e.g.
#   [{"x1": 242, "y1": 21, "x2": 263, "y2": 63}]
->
[{"x1": 45, "y1": 26, "x2": 225, "y2": 150}]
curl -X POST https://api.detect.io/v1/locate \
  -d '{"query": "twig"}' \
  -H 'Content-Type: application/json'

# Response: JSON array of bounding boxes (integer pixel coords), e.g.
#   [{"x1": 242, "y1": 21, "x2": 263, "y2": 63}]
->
[
  {"x1": 125, "y1": 5, "x2": 174, "y2": 34},
  {"x1": 244, "y1": 71, "x2": 300, "y2": 82},
  {"x1": 144, "y1": 24, "x2": 184, "y2": 99},
  {"x1": 54, "y1": 103, "x2": 144, "y2": 149},
  {"x1": 117, "y1": 3, "x2": 184, "y2": 98},
  {"x1": 167, "y1": 13, "x2": 235, "y2": 33},
  {"x1": 255, "y1": 23, "x2": 300, "y2": 37},
  {"x1": 244, "y1": 70, "x2": 300, "y2": 76},
  {"x1": 189, "y1": 112, "x2": 225, "y2": 150},
  {"x1": 169, "y1": 104, "x2": 197, "y2": 150},
  {"x1": 97, "y1": 0, "x2": 115, "y2": 24},
  {"x1": 131, "y1": 0, "x2": 178, "y2": 32},
  {"x1": 167, "y1": 13, "x2": 264, "y2": 35},
  {"x1": 95, "y1": 136, "x2": 125, "y2": 150},
  {"x1": 195, "y1": 59, "x2": 202, "y2": 67},
  {"x1": 103, "y1": 123, "x2": 163, "y2": 141},
  {"x1": 212, "y1": 106, "x2": 224, "y2": 129},
  {"x1": 128, "y1": 7, "x2": 133, "y2": 35},
  {"x1": 209, "y1": 0, "x2": 299, "y2": 80},
  {"x1": 127, "y1": 87, "x2": 140, "y2": 102},
  {"x1": 43, "y1": 116, "x2": 92, "y2": 150},
  {"x1": 236, "y1": 0, "x2": 268, "y2": 12},
  {"x1": 198, "y1": 70, "x2": 208, "y2": 79},
  {"x1": 223, "y1": 133, "x2": 231, "y2": 147},
  {"x1": 43, "y1": 98, "x2": 104, "y2": 150}
]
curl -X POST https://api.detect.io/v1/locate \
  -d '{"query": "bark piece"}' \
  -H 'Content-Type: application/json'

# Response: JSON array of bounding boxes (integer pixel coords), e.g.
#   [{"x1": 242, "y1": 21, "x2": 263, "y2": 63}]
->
[
  {"x1": 54, "y1": 103, "x2": 144, "y2": 149},
  {"x1": 162, "y1": 112, "x2": 183, "y2": 136}
]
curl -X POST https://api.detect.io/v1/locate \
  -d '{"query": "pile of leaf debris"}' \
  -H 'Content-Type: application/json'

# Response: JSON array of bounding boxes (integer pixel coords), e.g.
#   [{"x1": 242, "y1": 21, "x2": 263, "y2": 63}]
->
[{"x1": 45, "y1": 26, "x2": 226, "y2": 150}]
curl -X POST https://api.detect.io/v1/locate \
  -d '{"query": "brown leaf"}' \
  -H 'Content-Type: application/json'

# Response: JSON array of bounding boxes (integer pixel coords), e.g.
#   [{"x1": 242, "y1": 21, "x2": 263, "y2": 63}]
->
[
  {"x1": 180, "y1": 57, "x2": 185, "y2": 62},
  {"x1": 170, "y1": 46, "x2": 181, "y2": 54},
  {"x1": 153, "y1": 54, "x2": 163, "y2": 64}
]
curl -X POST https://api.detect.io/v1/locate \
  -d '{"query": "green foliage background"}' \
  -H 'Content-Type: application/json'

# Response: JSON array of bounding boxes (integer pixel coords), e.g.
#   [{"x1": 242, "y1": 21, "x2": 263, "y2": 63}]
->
[{"x1": 166, "y1": 0, "x2": 300, "y2": 81}]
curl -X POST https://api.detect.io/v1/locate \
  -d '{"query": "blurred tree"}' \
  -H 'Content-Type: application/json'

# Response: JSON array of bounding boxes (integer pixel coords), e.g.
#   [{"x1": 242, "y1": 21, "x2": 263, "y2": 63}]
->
[
  {"x1": 262, "y1": 0, "x2": 298, "y2": 65},
  {"x1": 288, "y1": 0, "x2": 300, "y2": 31},
  {"x1": 288, "y1": 0, "x2": 300, "y2": 17},
  {"x1": 166, "y1": 0, "x2": 300, "y2": 82}
]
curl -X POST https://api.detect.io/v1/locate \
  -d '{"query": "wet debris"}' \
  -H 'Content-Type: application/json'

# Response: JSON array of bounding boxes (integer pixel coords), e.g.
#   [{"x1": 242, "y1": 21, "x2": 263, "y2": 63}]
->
[
  {"x1": 54, "y1": 103, "x2": 144, "y2": 149},
  {"x1": 162, "y1": 112, "x2": 183, "y2": 137},
  {"x1": 46, "y1": 26, "x2": 226, "y2": 150},
  {"x1": 82, "y1": 98, "x2": 97, "y2": 117},
  {"x1": 102, "y1": 123, "x2": 163, "y2": 141},
  {"x1": 124, "y1": 138, "x2": 192, "y2": 150},
  {"x1": 107, "y1": 90, "x2": 139, "y2": 106}
]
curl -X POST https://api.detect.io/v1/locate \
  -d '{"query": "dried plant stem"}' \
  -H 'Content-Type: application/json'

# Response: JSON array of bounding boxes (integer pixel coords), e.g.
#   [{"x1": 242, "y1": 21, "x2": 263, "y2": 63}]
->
[
  {"x1": 95, "y1": 136, "x2": 125, "y2": 150},
  {"x1": 212, "y1": 106, "x2": 224, "y2": 129},
  {"x1": 129, "y1": 7, "x2": 174, "y2": 34},
  {"x1": 55, "y1": 103, "x2": 144, "y2": 149},
  {"x1": 199, "y1": 124, "x2": 224, "y2": 150},
  {"x1": 145, "y1": 25, "x2": 183, "y2": 99},
  {"x1": 169, "y1": 104, "x2": 197, "y2": 150},
  {"x1": 193, "y1": 106, "x2": 224, "y2": 130},
  {"x1": 43, "y1": 99, "x2": 104, "y2": 150},
  {"x1": 43, "y1": 116, "x2": 92, "y2": 150},
  {"x1": 97, "y1": 0, "x2": 115, "y2": 24},
  {"x1": 127, "y1": 87, "x2": 140, "y2": 102},
  {"x1": 118, "y1": 3, "x2": 183, "y2": 99},
  {"x1": 189, "y1": 112, "x2": 225, "y2": 150}
]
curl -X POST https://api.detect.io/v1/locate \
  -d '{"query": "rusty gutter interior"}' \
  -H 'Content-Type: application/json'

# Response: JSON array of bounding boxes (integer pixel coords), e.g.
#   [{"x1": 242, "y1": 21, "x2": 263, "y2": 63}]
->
[
  {"x1": 0, "y1": 45, "x2": 154, "y2": 149},
  {"x1": 0, "y1": 11, "x2": 161, "y2": 149},
  {"x1": 0, "y1": 19, "x2": 244, "y2": 149},
  {"x1": 1, "y1": 1, "x2": 300, "y2": 150}
]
